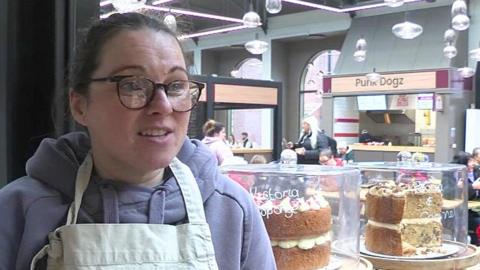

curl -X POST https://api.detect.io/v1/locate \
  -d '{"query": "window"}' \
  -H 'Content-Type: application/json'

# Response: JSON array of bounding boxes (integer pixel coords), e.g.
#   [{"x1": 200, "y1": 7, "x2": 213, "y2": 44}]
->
[
  {"x1": 227, "y1": 58, "x2": 273, "y2": 149},
  {"x1": 300, "y1": 50, "x2": 340, "y2": 119}
]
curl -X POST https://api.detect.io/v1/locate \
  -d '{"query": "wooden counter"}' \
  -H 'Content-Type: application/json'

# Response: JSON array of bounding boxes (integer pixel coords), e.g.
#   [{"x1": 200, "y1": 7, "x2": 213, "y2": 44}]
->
[
  {"x1": 349, "y1": 144, "x2": 435, "y2": 153},
  {"x1": 349, "y1": 144, "x2": 435, "y2": 162},
  {"x1": 231, "y1": 148, "x2": 273, "y2": 154},
  {"x1": 232, "y1": 148, "x2": 273, "y2": 163}
]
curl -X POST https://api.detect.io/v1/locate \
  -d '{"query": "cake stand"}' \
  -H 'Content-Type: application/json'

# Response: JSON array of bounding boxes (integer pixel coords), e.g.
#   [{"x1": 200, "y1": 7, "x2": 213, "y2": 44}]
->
[{"x1": 360, "y1": 243, "x2": 480, "y2": 270}]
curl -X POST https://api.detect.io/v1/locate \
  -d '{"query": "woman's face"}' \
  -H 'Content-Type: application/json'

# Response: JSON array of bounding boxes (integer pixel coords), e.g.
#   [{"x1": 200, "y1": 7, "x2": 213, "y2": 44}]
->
[
  {"x1": 468, "y1": 158, "x2": 475, "y2": 171},
  {"x1": 302, "y1": 122, "x2": 311, "y2": 133},
  {"x1": 216, "y1": 127, "x2": 226, "y2": 140},
  {"x1": 71, "y1": 29, "x2": 189, "y2": 174}
]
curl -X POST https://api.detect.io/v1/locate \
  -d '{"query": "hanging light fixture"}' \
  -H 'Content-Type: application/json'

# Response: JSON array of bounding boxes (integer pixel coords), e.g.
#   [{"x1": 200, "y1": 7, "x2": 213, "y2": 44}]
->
[
  {"x1": 443, "y1": 42, "x2": 457, "y2": 59},
  {"x1": 392, "y1": 21, "x2": 423, "y2": 39},
  {"x1": 444, "y1": 29, "x2": 457, "y2": 43},
  {"x1": 245, "y1": 37, "x2": 269, "y2": 54},
  {"x1": 451, "y1": 0, "x2": 467, "y2": 16},
  {"x1": 111, "y1": 0, "x2": 146, "y2": 12},
  {"x1": 366, "y1": 68, "x2": 381, "y2": 83},
  {"x1": 266, "y1": 0, "x2": 282, "y2": 14},
  {"x1": 353, "y1": 50, "x2": 366, "y2": 62},
  {"x1": 451, "y1": 14, "x2": 470, "y2": 31},
  {"x1": 163, "y1": 13, "x2": 177, "y2": 32},
  {"x1": 243, "y1": 11, "x2": 261, "y2": 27},
  {"x1": 458, "y1": 67, "x2": 475, "y2": 78},
  {"x1": 353, "y1": 37, "x2": 367, "y2": 62},
  {"x1": 451, "y1": 0, "x2": 470, "y2": 31},
  {"x1": 355, "y1": 37, "x2": 367, "y2": 51},
  {"x1": 243, "y1": 1, "x2": 261, "y2": 28},
  {"x1": 384, "y1": 0, "x2": 404, "y2": 8}
]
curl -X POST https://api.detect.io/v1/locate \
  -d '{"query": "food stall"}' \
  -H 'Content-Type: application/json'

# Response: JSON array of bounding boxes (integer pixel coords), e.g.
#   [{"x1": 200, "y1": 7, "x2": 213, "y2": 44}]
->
[
  {"x1": 189, "y1": 75, "x2": 283, "y2": 162},
  {"x1": 323, "y1": 68, "x2": 473, "y2": 163}
]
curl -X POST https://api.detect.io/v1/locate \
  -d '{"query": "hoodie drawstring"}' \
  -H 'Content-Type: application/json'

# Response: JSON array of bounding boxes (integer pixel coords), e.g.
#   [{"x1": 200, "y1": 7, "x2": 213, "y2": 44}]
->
[
  {"x1": 149, "y1": 188, "x2": 166, "y2": 224},
  {"x1": 99, "y1": 184, "x2": 120, "y2": 223}
]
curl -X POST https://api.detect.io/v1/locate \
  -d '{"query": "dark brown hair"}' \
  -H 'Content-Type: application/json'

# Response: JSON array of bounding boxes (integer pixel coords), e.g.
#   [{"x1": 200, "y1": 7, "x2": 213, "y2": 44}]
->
[
  {"x1": 69, "y1": 12, "x2": 179, "y2": 95},
  {"x1": 202, "y1": 119, "x2": 225, "y2": 137}
]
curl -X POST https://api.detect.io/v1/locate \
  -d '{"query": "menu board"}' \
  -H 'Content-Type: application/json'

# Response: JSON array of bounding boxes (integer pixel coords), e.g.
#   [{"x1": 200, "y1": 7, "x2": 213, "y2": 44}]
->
[
  {"x1": 416, "y1": 93, "x2": 434, "y2": 110},
  {"x1": 357, "y1": 95, "x2": 387, "y2": 111}
]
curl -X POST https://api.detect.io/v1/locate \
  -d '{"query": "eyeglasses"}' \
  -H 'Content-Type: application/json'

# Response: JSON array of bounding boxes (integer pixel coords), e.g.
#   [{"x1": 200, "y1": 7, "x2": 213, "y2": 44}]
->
[{"x1": 88, "y1": 75, "x2": 204, "y2": 112}]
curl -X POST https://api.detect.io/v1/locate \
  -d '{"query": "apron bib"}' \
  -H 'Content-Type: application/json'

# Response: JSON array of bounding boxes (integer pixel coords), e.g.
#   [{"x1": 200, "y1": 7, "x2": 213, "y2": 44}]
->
[{"x1": 31, "y1": 154, "x2": 218, "y2": 270}]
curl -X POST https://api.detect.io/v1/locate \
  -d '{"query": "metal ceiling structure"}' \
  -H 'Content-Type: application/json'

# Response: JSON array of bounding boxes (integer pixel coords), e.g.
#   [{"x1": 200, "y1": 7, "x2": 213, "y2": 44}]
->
[{"x1": 100, "y1": 0, "x2": 414, "y2": 37}]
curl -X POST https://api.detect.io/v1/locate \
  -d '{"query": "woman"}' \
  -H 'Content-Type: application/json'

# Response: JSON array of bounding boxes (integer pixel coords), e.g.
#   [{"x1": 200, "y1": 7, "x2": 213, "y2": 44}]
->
[
  {"x1": 201, "y1": 119, "x2": 234, "y2": 165},
  {"x1": 287, "y1": 116, "x2": 328, "y2": 164},
  {"x1": 0, "y1": 13, "x2": 275, "y2": 269}
]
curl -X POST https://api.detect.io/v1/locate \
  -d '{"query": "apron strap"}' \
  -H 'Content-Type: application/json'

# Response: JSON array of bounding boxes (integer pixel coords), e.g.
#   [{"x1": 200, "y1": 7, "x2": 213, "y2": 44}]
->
[
  {"x1": 29, "y1": 244, "x2": 49, "y2": 270},
  {"x1": 66, "y1": 153, "x2": 93, "y2": 225},
  {"x1": 169, "y1": 158, "x2": 207, "y2": 224}
]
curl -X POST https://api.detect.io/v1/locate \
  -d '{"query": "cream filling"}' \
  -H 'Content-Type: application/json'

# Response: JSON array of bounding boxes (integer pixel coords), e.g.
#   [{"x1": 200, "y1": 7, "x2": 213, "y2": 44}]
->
[
  {"x1": 368, "y1": 217, "x2": 442, "y2": 231},
  {"x1": 271, "y1": 232, "x2": 331, "y2": 250}
]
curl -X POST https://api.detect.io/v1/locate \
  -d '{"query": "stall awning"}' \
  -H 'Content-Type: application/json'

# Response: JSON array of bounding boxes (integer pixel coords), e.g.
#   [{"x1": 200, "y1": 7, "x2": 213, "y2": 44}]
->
[{"x1": 333, "y1": 6, "x2": 467, "y2": 75}]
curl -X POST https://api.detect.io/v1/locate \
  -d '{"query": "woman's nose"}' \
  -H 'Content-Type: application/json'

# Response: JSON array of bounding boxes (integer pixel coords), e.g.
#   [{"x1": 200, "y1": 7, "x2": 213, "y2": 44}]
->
[{"x1": 145, "y1": 88, "x2": 173, "y2": 114}]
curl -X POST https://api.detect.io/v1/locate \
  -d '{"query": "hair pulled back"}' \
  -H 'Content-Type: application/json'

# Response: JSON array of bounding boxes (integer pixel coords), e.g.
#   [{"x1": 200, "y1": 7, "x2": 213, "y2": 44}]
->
[
  {"x1": 69, "y1": 12, "x2": 178, "y2": 95},
  {"x1": 203, "y1": 119, "x2": 225, "y2": 137}
]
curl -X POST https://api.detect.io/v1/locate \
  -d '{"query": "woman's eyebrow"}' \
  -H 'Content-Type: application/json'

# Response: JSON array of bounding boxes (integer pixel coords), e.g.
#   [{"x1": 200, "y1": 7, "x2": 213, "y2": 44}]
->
[{"x1": 167, "y1": 66, "x2": 188, "y2": 75}]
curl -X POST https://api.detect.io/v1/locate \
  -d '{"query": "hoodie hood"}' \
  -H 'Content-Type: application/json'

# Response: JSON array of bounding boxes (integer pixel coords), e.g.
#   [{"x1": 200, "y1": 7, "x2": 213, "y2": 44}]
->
[
  {"x1": 201, "y1": 136, "x2": 224, "y2": 146},
  {"x1": 26, "y1": 132, "x2": 219, "y2": 214}
]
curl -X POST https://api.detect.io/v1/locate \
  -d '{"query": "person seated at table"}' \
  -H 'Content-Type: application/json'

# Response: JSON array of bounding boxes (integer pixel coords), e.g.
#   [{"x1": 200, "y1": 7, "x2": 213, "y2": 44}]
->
[
  {"x1": 319, "y1": 149, "x2": 343, "y2": 166},
  {"x1": 337, "y1": 141, "x2": 354, "y2": 164}
]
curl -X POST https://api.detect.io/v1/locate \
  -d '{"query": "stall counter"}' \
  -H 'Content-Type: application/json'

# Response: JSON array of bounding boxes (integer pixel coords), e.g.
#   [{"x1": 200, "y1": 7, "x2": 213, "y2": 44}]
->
[{"x1": 349, "y1": 144, "x2": 435, "y2": 162}]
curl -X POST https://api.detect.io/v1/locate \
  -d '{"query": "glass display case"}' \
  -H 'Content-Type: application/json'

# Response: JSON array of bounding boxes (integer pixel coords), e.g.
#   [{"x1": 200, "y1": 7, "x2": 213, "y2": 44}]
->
[
  {"x1": 221, "y1": 164, "x2": 362, "y2": 270},
  {"x1": 347, "y1": 162, "x2": 468, "y2": 263}
]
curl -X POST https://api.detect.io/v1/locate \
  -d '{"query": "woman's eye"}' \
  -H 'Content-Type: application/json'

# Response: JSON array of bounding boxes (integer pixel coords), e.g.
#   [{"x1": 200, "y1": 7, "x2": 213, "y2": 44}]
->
[{"x1": 168, "y1": 82, "x2": 187, "y2": 96}]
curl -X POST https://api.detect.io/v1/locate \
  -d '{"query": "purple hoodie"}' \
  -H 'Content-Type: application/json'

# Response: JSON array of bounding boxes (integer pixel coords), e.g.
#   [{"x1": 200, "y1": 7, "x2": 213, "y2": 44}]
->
[{"x1": 0, "y1": 132, "x2": 276, "y2": 270}]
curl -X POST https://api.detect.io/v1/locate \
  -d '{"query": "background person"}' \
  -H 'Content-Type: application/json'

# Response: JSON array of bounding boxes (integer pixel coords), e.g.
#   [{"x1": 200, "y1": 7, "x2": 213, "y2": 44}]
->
[
  {"x1": 287, "y1": 116, "x2": 328, "y2": 164},
  {"x1": 337, "y1": 141, "x2": 354, "y2": 164},
  {"x1": 241, "y1": 132, "x2": 253, "y2": 148},
  {"x1": 319, "y1": 148, "x2": 343, "y2": 166},
  {"x1": 201, "y1": 119, "x2": 234, "y2": 165},
  {"x1": 0, "y1": 13, "x2": 274, "y2": 270}
]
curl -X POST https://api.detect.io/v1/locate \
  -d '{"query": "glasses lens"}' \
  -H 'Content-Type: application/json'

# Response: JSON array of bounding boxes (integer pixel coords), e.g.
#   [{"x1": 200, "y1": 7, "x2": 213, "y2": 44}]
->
[
  {"x1": 118, "y1": 77, "x2": 153, "y2": 109},
  {"x1": 166, "y1": 81, "x2": 201, "y2": 112}
]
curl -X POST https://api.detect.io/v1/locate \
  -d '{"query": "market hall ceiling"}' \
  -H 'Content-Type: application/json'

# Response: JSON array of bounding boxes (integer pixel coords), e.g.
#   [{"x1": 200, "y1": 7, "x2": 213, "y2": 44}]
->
[{"x1": 100, "y1": 0, "x2": 396, "y2": 37}]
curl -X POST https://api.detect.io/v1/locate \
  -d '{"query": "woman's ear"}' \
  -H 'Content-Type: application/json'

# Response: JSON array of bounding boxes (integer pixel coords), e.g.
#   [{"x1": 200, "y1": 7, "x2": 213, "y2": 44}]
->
[{"x1": 69, "y1": 89, "x2": 88, "y2": 126}]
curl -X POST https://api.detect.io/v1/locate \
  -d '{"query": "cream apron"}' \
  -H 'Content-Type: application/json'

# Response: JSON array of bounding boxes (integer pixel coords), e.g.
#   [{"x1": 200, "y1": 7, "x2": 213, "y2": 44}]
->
[{"x1": 30, "y1": 154, "x2": 218, "y2": 270}]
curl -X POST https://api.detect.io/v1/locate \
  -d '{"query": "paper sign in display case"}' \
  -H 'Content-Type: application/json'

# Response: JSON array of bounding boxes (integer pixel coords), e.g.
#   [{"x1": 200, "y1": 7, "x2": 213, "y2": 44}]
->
[
  {"x1": 347, "y1": 162, "x2": 479, "y2": 270},
  {"x1": 221, "y1": 164, "x2": 366, "y2": 270}
]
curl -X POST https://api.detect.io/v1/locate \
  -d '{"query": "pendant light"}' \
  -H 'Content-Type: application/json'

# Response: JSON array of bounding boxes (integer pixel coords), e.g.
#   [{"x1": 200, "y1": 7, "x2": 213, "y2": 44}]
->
[
  {"x1": 451, "y1": 14, "x2": 470, "y2": 31},
  {"x1": 444, "y1": 29, "x2": 457, "y2": 43},
  {"x1": 384, "y1": 0, "x2": 404, "y2": 8},
  {"x1": 458, "y1": 67, "x2": 475, "y2": 78},
  {"x1": 355, "y1": 37, "x2": 367, "y2": 51},
  {"x1": 245, "y1": 33, "x2": 268, "y2": 54},
  {"x1": 366, "y1": 68, "x2": 381, "y2": 83},
  {"x1": 353, "y1": 37, "x2": 367, "y2": 62},
  {"x1": 111, "y1": 0, "x2": 146, "y2": 12},
  {"x1": 243, "y1": 1, "x2": 261, "y2": 28},
  {"x1": 392, "y1": 21, "x2": 423, "y2": 39},
  {"x1": 163, "y1": 13, "x2": 177, "y2": 32},
  {"x1": 266, "y1": 0, "x2": 282, "y2": 14},
  {"x1": 451, "y1": 0, "x2": 470, "y2": 31},
  {"x1": 353, "y1": 50, "x2": 366, "y2": 62},
  {"x1": 443, "y1": 42, "x2": 457, "y2": 59}
]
